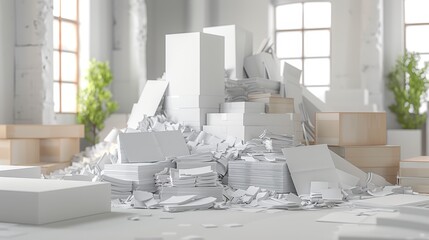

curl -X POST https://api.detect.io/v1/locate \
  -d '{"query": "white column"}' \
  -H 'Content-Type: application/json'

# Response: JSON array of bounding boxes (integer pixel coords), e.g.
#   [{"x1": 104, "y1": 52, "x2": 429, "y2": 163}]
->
[
  {"x1": 14, "y1": 0, "x2": 54, "y2": 124},
  {"x1": 112, "y1": 0, "x2": 147, "y2": 113},
  {"x1": 360, "y1": 0, "x2": 384, "y2": 111},
  {"x1": 0, "y1": 0, "x2": 15, "y2": 124}
]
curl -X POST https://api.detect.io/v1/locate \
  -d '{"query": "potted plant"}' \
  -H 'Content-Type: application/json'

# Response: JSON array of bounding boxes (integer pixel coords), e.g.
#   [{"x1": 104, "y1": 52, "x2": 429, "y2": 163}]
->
[
  {"x1": 387, "y1": 51, "x2": 429, "y2": 158},
  {"x1": 77, "y1": 59, "x2": 118, "y2": 145},
  {"x1": 388, "y1": 51, "x2": 429, "y2": 129}
]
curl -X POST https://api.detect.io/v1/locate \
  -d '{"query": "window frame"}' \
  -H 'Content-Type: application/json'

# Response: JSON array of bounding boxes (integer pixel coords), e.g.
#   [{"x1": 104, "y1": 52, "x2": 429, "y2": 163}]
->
[
  {"x1": 53, "y1": 0, "x2": 80, "y2": 114},
  {"x1": 273, "y1": 0, "x2": 332, "y2": 100},
  {"x1": 403, "y1": 0, "x2": 429, "y2": 56}
]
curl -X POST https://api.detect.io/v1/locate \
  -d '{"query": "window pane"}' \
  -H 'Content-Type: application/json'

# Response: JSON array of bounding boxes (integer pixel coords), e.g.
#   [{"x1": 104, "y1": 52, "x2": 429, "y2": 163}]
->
[
  {"x1": 54, "y1": 51, "x2": 60, "y2": 80},
  {"x1": 61, "y1": 52, "x2": 77, "y2": 82},
  {"x1": 405, "y1": 0, "x2": 429, "y2": 24},
  {"x1": 61, "y1": 21, "x2": 77, "y2": 51},
  {"x1": 419, "y1": 53, "x2": 429, "y2": 68},
  {"x1": 276, "y1": 31, "x2": 302, "y2": 58},
  {"x1": 306, "y1": 86, "x2": 329, "y2": 102},
  {"x1": 406, "y1": 26, "x2": 429, "y2": 53},
  {"x1": 54, "y1": 82, "x2": 60, "y2": 112},
  {"x1": 280, "y1": 59, "x2": 303, "y2": 83},
  {"x1": 53, "y1": 0, "x2": 60, "y2": 17},
  {"x1": 61, "y1": 0, "x2": 77, "y2": 20},
  {"x1": 304, "y1": 2, "x2": 331, "y2": 28},
  {"x1": 304, "y1": 30, "x2": 330, "y2": 57},
  {"x1": 61, "y1": 83, "x2": 77, "y2": 113},
  {"x1": 303, "y1": 58, "x2": 330, "y2": 86},
  {"x1": 53, "y1": 19, "x2": 60, "y2": 50},
  {"x1": 276, "y1": 3, "x2": 302, "y2": 30}
]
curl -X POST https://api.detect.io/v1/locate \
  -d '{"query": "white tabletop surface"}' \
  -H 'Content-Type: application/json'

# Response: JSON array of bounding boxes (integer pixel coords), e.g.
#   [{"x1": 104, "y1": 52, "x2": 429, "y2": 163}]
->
[{"x1": 5, "y1": 207, "x2": 345, "y2": 240}]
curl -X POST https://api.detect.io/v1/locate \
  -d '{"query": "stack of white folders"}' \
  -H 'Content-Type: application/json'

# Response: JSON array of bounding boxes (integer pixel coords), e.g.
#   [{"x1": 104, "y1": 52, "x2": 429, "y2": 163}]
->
[
  {"x1": 100, "y1": 174, "x2": 132, "y2": 199},
  {"x1": 228, "y1": 160, "x2": 296, "y2": 193},
  {"x1": 102, "y1": 161, "x2": 173, "y2": 192}
]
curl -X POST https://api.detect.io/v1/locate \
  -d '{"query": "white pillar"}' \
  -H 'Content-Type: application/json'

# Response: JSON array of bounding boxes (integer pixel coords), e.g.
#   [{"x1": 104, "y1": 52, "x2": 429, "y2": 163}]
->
[
  {"x1": 360, "y1": 0, "x2": 384, "y2": 111},
  {"x1": 14, "y1": 0, "x2": 54, "y2": 124},
  {"x1": 112, "y1": 0, "x2": 147, "y2": 113},
  {"x1": 0, "y1": 0, "x2": 15, "y2": 124}
]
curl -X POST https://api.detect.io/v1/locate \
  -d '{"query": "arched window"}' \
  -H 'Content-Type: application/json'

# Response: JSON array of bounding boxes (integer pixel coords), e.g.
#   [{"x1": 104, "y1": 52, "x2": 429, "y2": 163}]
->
[{"x1": 274, "y1": 1, "x2": 331, "y2": 101}]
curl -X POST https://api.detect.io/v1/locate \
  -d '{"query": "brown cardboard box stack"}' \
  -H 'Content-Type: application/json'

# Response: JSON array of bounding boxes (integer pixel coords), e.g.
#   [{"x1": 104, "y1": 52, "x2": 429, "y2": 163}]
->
[
  {"x1": 398, "y1": 156, "x2": 429, "y2": 193},
  {"x1": 316, "y1": 112, "x2": 400, "y2": 184},
  {"x1": 0, "y1": 125, "x2": 84, "y2": 175}
]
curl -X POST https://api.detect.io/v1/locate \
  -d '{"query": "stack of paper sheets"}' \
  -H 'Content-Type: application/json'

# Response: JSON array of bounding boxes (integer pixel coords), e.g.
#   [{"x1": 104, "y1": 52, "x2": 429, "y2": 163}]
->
[
  {"x1": 160, "y1": 186, "x2": 224, "y2": 202},
  {"x1": 171, "y1": 167, "x2": 219, "y2": 187},
  {"x1": 159, "y1": 166, "x2": 223, "y2": 201},
  {"x1": 102, "y1": 161, "x2": 173, "y2": 192},
  {"x1": 399, "y1": 156, "x2": 429, "y2": 193},
  {"x1": 174, "y1": 152, "x2": 217, "y2": 171},
  {"x1": 100, "y1": 174, "x2": 132, "y2": 199},
  {"x1": 161, "y1": 196, "x2": 217, "y2": 212},
  {"x1": 228, "y1": 160, "x2": 295, "y2": 193},
  {"x1": 225, "y1": 78, "x2": 280, "y2": 102}
]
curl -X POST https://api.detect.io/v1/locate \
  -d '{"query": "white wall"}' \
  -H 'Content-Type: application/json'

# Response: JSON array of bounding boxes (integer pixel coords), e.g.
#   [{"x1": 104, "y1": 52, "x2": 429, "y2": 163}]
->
[
  {"x1": 209, "y1": 0, "x2": 270, "y2": 53},
  {"x1": 146, "y1": 0, "x2": 188, "y2": 80},
  {"x1": 90, "y1": 0, "x2": 113, "y2": 64},
  {"x1": 0, "y1": 0, "x2": 15, "y2": 124}
]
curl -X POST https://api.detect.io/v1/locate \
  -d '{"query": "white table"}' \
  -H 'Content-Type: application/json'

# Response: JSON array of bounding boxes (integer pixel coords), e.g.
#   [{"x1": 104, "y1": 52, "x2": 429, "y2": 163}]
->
[{"x1": 6, "y1": 207, "x2": 344, "y2": 240}]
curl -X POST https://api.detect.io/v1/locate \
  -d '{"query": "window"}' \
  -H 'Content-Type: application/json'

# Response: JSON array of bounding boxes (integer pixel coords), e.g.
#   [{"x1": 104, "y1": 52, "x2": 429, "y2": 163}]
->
[
  {"x1": 53, "y1": 0, "x2": 79, "y2": 113},
  {"x1": 404, "y1": 0, "x2": 429, "y2": 66},
  {"x1": 274, "y1": 1, "x2": 331, "y2": 101}
]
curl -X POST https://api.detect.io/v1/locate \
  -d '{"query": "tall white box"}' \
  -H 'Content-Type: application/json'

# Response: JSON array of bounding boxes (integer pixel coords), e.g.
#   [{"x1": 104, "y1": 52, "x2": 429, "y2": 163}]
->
[
  {"x1": 203, "y1": 25, "x2": 253, "y2": 79},
  {"x1": 166, "y1": 32, "x2": 225, "y2": 96},
  {"x1": 0, "y1": 178, "x2": 111, "y2": 224}
]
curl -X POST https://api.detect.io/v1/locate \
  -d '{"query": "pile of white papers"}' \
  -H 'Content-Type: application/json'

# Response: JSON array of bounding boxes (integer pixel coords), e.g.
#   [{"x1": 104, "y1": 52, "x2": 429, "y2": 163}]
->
[
  {"x1": 160, "y1": 186, "x2": 224, "y2": 202},
  {"x1": 228, "y1": 160, "x2": 295, "y2": 193},
  {"x1": 102, "y1": 161, "x2": 173, "y2": 192},
  {"x1": 171, "y1": 167, "x2": 219, "y2": 187},
  {"x1": 174, "y1": 152, "x2": 218, "y2": 171},
  {"x1": 157, "y1": 167, "x2": 223, "y2": 202},
  {"x1": 100, "y1": 174, "x2": 132, "y2": 199},
  {"x1": 225, "y1": 78, "x2": 280, "y2": 102},
  {"x1": 161, "y1": 196, "x2": 218, "y2": 213},
  {"x1": 259, "y1": 130, "x2": 300, "y2": 152}
]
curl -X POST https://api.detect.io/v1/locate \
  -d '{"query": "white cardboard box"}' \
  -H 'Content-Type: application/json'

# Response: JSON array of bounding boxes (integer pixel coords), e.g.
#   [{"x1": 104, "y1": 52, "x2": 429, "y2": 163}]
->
[
  {"x1": 165, "y1": 107, "x2": 219, "y2": 124},
  {"x1": 203, "y1": 25, "x2": 253, "y2": 79},
  {"x1": 166, "y1": 32, "x2": 224, "y2": 96},
  {"x1": 203, "y1": 125, "x2": 303, "y2": 142},
  {"x1": 220, "y1": 102, "x2": 265, "y2": 113},
  {"x1": 164, "y1": 95, "x2": 224, "y2": 109},
  {"x1": 0, "y1": 165, "x2": 41, "y2": 178},
  {"x1": 206, "y1": 113, "x2": 301, "y2": 126},
  {"x1": 0, "y1": 178, "x2": 110, "y2": 224}
]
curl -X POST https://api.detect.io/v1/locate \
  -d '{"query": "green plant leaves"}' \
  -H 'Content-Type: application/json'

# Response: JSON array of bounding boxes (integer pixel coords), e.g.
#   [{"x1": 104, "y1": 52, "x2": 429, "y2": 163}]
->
[
  {"x1": 77, "y1": 59, "x2": 118, "y2": 145},
  {"x1": 387, "y1": 52, "x2": 429, "y2": 129}
]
